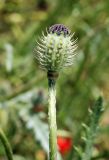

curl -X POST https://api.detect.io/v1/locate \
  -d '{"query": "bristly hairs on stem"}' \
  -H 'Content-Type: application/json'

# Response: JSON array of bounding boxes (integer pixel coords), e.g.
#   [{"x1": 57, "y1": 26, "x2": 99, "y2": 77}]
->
[{"x1": 34, "y1": 24, "x2": 77, "y2": 160}]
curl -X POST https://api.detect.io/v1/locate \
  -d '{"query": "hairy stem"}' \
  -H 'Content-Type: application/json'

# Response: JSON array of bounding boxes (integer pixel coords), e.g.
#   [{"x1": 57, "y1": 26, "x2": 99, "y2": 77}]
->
[
  {"x1": 0, "y1": 128, "x2": 13, "y2": 160},
  {"x1": 48, "y1": 78, "x2": 57, "y2": 160}
]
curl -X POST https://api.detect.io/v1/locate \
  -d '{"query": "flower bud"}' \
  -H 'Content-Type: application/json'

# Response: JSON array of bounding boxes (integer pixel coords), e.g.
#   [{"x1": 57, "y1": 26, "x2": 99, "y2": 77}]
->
[{"x1": 34, "y1": 24, "x2": 77, "y2": 72}]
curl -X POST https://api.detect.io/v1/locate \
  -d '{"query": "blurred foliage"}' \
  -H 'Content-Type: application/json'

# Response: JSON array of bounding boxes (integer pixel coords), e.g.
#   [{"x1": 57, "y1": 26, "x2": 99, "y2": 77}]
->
[{"x1": 0, "y1": 0, "x2": 109, "y2": 160}]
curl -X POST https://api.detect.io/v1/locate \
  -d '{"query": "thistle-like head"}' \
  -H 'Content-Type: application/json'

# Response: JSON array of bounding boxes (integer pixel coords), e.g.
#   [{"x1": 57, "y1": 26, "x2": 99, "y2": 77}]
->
[{"x1": 34, "y1": 24, "x2": 77, "y2": 73}]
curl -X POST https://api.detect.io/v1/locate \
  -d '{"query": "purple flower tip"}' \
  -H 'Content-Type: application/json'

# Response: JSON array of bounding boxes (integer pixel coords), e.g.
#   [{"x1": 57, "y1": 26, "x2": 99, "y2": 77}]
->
[{"x1": 49, "y1": 24, "x2": 70, "y2": 36}]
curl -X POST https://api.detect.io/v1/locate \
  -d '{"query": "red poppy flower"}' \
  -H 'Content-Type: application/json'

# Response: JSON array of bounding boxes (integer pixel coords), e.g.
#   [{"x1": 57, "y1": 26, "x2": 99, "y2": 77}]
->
[{"x1": 57, "y1": 136, "x2": 72, "y2": 155}]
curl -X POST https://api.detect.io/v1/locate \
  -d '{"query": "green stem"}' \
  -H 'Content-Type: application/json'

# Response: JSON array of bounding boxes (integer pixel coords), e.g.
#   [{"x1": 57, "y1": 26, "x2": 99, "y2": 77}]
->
[
  {"x1": 48, "y1": 78, "x2": 57, "y2": 160},
  {"x1": 0, "y1": 128, "x2": 13, "y2": 160},
  {"x1": 82, "y1": 97, "x2": 103, "y2": 160}
]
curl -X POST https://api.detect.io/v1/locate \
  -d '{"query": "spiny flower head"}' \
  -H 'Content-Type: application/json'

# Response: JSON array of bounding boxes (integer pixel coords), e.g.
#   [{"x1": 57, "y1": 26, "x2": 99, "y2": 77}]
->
[{"x1": 34, "y1": 24, "x2": 77, "y2": 72}]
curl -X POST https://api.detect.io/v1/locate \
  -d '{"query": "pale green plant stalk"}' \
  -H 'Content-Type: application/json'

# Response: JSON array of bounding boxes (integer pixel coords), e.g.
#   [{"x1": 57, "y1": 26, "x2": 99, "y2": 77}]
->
[
  {"x1": 0, "y1": 128, "x2": 13, "y2": 160},
  {"x1": 34, "y1": 24, "x2": 77, "y2": 159},
  {"x1": 48, "y1": 77, "x2": 57, "y2": 160}
]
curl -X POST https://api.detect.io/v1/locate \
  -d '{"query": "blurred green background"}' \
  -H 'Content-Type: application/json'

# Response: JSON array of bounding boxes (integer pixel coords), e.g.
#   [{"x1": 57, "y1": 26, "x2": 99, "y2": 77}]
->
[{"x1": 0, "y1": 0, "x2": 109, "y2": 159}]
